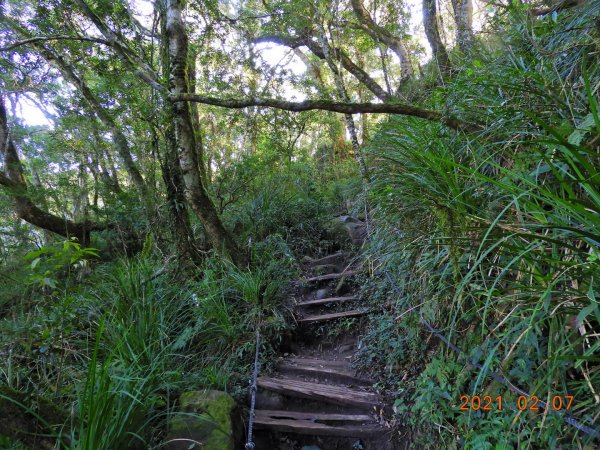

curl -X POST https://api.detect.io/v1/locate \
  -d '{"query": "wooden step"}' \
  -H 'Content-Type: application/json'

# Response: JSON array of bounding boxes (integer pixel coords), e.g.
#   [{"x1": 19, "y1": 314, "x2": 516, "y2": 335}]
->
[
  {"x1": 297, "y1": 295, "x2": 359, "y2": 307},
  {"x1": 304, "y1": 270, "x2": 359, "y2": 283},
  {"x1": 298, "y1": 309, "x2": 366, "y2": 324},
  {"x1": 304, "y1": 252, "x2": 346, "y2": 267},
  {"x1": 278, "y1": 357, "x2": 372, "y2": 385},
  {"x1": 257, "y1": 377, "x2": 382, "y2": 410},
  {"x1": 254, "y1": 409, "x2": 381, "y2": 437}
]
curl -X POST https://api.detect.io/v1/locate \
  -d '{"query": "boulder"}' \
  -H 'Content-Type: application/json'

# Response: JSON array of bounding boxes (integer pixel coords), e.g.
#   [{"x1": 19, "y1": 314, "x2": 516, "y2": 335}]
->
[
  {"x1": 165, "y1": 390, "x2": 241, "y2": 450},
  {"x1": 339, "y1": 216, "x2": 367, "y2": 246},
  {"x1": 324, "y1": 218, "x2": 351, "y2": 246}
]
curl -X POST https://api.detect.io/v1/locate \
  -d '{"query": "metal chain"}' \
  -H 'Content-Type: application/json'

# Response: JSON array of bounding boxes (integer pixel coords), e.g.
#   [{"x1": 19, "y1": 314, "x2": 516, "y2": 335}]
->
[{"x1": 245, "y1": 325, "x2": 261, "y2": 450}]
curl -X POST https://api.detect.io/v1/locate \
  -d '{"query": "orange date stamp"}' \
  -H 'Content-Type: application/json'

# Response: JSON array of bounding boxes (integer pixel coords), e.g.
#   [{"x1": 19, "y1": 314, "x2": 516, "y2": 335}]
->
[{"x1": 458, "y1": 395, "x2": 574, "y2": 411}]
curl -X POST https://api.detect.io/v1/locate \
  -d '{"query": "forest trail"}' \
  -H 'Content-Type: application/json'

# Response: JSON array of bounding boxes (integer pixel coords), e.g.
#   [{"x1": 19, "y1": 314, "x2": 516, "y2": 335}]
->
[{"x1": 252, "y1": 248, "x2": 403, "y2": 450}]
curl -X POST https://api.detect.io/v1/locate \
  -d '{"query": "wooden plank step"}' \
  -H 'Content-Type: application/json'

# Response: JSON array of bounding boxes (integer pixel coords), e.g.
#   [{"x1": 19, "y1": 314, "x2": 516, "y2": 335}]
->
[
  {"x1": 278, "y1": 357, "x2": 372, "y2": 385},
  {"x1": 304, "y1": 252, "x2": 346, "y2": 267},
  {"x1": 254, "y1": 409, "x2": 381, "y2": 437},
  {"x1": 298, "y1": 309, "x2": 366, "y2": 324},
  {"x1": 282, "y1": 357, "x2": 351, "y2": 368},
  {"x1": 297, "y1": 295, "x2": 359, "y2": 307},
  {"x1": 257, "y1": 376, "x2": 381, "y2": 410},
  {"x1": 304, "y1": 270, "x2": 359, "y2": 283}
]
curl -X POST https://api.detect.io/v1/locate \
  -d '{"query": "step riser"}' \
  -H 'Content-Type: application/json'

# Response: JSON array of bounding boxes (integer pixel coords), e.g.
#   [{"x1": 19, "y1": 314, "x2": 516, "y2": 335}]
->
[
  {"x1": 252, "y1": 249, "x2": 392, "y2": 445},
  {"x1": 255, "y1": 391, "x2": 369, "y2": 415},
  {"x1": 298, "y1": 310, "x2": 366, "y2": 324},
  {"x1": 297, "y1": 296, "x2": 359, "y2": 307},
  {"x1": 304, "y1": 270, "x2": 358, "y2": 284},
  {"x1": 254, "y1": 421, "x2": 381, "y2": 437},
  {"x1": 304, "y1": 252, "x2": 346, "y2": 267}
]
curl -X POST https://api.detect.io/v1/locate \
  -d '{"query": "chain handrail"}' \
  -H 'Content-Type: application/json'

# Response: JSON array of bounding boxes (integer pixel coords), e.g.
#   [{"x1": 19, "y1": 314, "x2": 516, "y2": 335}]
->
[{"x1": 245, "y1": 324, "x2": 261, "y2": 450}]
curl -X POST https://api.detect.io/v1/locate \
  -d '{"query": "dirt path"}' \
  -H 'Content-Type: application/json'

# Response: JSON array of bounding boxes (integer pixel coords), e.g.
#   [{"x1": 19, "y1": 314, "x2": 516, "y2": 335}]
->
[{"x1": 251, "y1": 250, "x2": 404, "y2": 450}]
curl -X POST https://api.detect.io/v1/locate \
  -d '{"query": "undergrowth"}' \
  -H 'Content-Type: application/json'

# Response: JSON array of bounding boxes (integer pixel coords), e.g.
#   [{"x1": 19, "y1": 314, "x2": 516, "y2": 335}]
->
[
  {"x1": 359, "y1": 3, "x2": 600, "y2": 448},
  {"x1": 0, "y1": 158, "x2": 356, "y2": 448}
]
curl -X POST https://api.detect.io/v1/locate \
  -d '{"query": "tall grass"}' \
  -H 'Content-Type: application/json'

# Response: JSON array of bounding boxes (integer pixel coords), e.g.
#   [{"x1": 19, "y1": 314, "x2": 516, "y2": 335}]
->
[
  {"x1": 69, "y1": 258, "x2": 191, "y2": 450},
  {"x1": 362, "y1": 2, "x2": 600, "y2": 447}
]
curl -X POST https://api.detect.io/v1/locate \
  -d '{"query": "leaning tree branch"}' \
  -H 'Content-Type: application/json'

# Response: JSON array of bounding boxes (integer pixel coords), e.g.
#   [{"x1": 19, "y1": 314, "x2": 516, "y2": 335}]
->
[
  {"x1": 73, "y1": 0, "x2": 164, "y2": 92},
  {"x1": 0, "y1": 35, "x2": 113, "y2": 52},
  {"x1": 0, "y1": 93, "x2": 107, "y2": 245},
  {"x1": 171, "y1": 94, "x2": 481, "y2": 132},
  {"x1": 528, "y1": 0, "x2": 584, "y2": 16},
  {"x1": 255, "y1": 34, "x2": 391, "y2": 101}
]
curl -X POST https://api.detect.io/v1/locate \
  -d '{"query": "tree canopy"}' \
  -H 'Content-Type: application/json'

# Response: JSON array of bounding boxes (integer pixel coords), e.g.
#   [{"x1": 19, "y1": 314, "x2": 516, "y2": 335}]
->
[{"x1": 1, "y1": 0, "x2": 599, "y2": 448}]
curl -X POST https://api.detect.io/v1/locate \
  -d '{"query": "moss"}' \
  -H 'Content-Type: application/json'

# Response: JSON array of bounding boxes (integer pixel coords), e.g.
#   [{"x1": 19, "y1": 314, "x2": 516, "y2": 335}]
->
[{"x1": 167, "y1": 390, "x2": 237, "y2": 450}]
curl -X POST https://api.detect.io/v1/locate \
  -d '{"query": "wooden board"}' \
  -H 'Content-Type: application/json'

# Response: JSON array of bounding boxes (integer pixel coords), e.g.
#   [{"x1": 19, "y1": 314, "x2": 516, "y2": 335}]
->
[
  {"x1": 253, "y1": 409, "x2": 381, "y2": 437},
  {"x1": 305, "y1": 252, "x2": 346, "y2": 266},
  {"x1": 278, "y1": 357, "x2": 372, "y2": 385},
  {"x1": 297, "y1": 295, "x2": 359, "y2": 307},
  {"x1": 298, "y1": 309, "x2": 366, "y2": 324},
  {"x1": 281, "y1": 357, "x2": 351, "y2": 368},
  {"x1": 304, "y1": 270, "x2": 359, "y2": 283},
  {"x1": 257, "y1": 376, "x2": 381, "y2": 410}
]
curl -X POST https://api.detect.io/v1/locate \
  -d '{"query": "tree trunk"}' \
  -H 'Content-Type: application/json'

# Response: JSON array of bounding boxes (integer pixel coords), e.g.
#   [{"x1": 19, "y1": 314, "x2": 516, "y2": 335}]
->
[
  {"x1": 187, "y1": 46, "x2": 209, "y2": 184},
  {"x1": 162, "y1": 127, "x2": 205, "y2": 262},
  {"x1": 314, "y1": 16, "x2": 369, "y2": 181},
  {"x1": 379, "y1": 46, "x2": 393, "y2": 94},
  {"x1": 164, "y1": 0, "x2": 242, "y2": 264},
  {"x1": 451, "y1": 0, "x2": 474, "y2": 53},
  {"x1": 423, "y1": 0, "x2": 451, "y2": 75},
  {"x1": 90, "y1": 124, "x2": 122, "y2": 194}
]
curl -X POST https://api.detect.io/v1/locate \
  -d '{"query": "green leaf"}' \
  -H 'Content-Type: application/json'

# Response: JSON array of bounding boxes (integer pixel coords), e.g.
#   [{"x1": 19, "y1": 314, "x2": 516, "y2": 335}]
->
[
  {"x1": 567, "y1": 113, "x2": 596, "y2": 146},
  {"x1": 41, "y1": 277, "x2": 57, "y2": 289},
  {"x1": 575, "y1": 303, "x2": 597, "y2": 328}
]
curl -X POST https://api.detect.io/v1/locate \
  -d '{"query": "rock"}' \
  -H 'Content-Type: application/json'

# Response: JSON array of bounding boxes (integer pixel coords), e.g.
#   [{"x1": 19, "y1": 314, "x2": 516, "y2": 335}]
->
[
  {"x1": 338, "y1": 343, "x2": 355, "y2": 353},
  {"x1": 165, "y1": 390, "x2": 241, "y2": 450},
  {"x1": 301, "y1": 255, "x2": 314, "y2": 264},
  {"x1": 352, "y1": 439, "x2": 366, "y2": 450},
  {"x1": 306, "y1": 252, "x2": 345, "y2": 268},
  {"x1": 301, "y1": 446, "x2": 323, "y2": 450},
  {"x1": 339, "y1": 216, "x2": 367, "y2": 246},
  {"x1": 324, "y1": 218, "x2": 351, "y2": 246},
  {"x1": 314, "y1": 288, "x2": 330, "y2": 300}
]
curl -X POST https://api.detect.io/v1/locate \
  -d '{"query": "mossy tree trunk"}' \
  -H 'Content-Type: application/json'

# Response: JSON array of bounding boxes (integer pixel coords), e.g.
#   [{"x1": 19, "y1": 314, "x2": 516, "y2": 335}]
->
[{"x1": 163, "y1": 0, "x2": 243, "y2": 265}]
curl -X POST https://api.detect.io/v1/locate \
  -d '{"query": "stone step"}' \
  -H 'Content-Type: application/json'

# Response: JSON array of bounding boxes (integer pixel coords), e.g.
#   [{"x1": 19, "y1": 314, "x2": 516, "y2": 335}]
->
[
  {"x1": 298, "y1": 309, "x2": 366, "y2": 324},
  {"x1": 253, "y1": 409, "x2": 381, "y2": 437},
  {"x1": 297, "y1": 295, "x2": 359, "y2": 307},
  {"x1": 257, "y1": 376, "x2": 382, "y2": 411}
]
